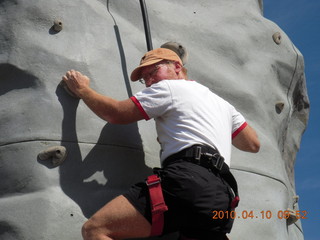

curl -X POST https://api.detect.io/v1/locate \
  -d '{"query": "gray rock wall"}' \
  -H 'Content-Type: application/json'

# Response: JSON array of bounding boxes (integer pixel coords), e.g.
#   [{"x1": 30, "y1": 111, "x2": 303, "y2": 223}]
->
[{"x1": 0, "y1": 0, "x2": 309, "y2": 239}]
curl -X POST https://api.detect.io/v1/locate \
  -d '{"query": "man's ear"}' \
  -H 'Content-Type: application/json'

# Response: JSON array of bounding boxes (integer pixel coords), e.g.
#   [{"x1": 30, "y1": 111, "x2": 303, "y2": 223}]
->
[{"x1": 174, "y1": 61, "x2": 183, "y2": 73}]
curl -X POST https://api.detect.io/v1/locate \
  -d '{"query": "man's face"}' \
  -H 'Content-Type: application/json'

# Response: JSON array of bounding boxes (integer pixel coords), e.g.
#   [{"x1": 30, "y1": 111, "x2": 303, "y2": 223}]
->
[{"x1": 140, "y1": 61, "x2": 176, "y2": 87}]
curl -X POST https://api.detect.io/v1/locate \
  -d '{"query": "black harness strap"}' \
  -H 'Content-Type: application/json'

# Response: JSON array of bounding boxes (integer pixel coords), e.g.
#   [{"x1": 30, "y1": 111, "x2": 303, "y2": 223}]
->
[{"x1": 164, "y1": 145, "x2": 240, "y2": 209}]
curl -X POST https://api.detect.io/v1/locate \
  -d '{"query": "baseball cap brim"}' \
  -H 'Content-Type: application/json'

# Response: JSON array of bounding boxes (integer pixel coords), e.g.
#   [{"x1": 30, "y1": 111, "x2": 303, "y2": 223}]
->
[
  {"x1": 130, "y1": 59, "x2": 163, "y2": 82},
  {"x1": 130, "y1": 48, "x2": 182, "y2": 81}
]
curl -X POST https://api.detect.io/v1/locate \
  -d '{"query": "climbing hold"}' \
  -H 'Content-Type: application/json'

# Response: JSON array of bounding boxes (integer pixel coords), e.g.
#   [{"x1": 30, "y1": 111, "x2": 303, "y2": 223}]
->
[
  {"x1": 59, "y1": 80, "x2": 79, "y2": 98},
  {"x1": 272, "y1": 32, "x2": 281, "y2": 45},
  {"x1": 275, "y1": 102, "x2": 285, "y2": 113},
  {"x1": 38, "y1": 146, "x2": 67, "y2": 167},
  {"x1": 53, "y1": 19, "x2": 63, "y2": 32},
  {"x1": 161, "y1": 41, "x2": 189, "y2": 65},
  {"x1": 286, "y1": 196, "x2": 300, "y2": 225},
  {"x1": 292, "y1": 195, "x2": 299, "y2": 209},
  {"x1": 286, "y1": 208, "x2": 299, "y2": 225}
]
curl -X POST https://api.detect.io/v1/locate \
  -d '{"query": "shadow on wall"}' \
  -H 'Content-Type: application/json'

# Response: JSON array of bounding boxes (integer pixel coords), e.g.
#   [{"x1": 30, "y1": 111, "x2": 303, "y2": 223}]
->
[
  {"x1": 54, "y1": 86, "x2": 152, "y2": 218},
  {"x1": 0, "y1": 64, "x2": 41, "y2": 96},
  {"x1": 43, "y1": 17, "x2": 153, "y2": 218}
]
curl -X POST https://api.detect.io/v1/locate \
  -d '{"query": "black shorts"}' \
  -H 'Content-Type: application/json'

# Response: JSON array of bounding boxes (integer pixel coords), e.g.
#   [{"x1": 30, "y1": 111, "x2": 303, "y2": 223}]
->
[{"x1": 123, "y1": 159, "x2": 234, "y2": 239}]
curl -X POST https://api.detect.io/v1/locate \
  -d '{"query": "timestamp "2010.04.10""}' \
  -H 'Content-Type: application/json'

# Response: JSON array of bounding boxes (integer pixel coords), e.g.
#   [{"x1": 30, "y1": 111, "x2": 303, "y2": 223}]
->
[{"x1": 212, "y1": 210, "x2": 308, "y2": 220}]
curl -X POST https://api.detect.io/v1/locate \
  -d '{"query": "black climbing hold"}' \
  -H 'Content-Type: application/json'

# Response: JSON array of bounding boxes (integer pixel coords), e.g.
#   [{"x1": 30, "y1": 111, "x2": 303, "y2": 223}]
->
[{"x1": 275, "y1": 102, "x2": 285, "y2": 114}]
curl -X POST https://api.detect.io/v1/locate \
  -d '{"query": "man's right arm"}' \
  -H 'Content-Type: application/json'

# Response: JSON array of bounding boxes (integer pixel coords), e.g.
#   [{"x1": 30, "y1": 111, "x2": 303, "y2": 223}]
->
[
  {"x1": 232, "y1": 124, "x2": 260, "y2": 153},
  {"x1": 62, "y1": 70, "x2": 144, "y2": 124}
]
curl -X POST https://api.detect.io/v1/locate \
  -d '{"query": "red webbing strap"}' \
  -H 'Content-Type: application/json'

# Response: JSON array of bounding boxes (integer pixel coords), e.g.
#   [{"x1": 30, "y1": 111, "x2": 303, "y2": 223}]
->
[
  {"x1": 146, "y1": 174, "x2": 168, "y2": 236},
  {"x1": 231, "y1": 196, "x2": 240, "y2": 209}
]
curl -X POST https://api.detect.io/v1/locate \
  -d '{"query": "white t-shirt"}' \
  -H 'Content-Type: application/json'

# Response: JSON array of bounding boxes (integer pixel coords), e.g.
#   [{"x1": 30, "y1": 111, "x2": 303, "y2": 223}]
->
[{"x1": 130, "y1": 79, "x2": 247, "y2": 166}]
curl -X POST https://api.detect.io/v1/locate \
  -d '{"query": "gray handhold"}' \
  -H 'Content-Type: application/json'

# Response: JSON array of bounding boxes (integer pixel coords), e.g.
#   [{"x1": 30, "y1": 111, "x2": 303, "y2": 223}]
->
[
  {"x1": 161, "y1": 41, "x2": 189, "y2": 65},
  {"x1": 272, "y1": 32, "x2": 282, "y2": 45},
  {"x1": 53, "y1": 19, "x2": 63, "y2": 32},
  {"x1": 275, "y1": 102, "x2": 285, "y2": 113},
  {"x1": 38, "y1": 146, "x2": 67, "y2": 167},
  {"x1": 59, "y1": 80, "x2": 79, "y2": 98}
]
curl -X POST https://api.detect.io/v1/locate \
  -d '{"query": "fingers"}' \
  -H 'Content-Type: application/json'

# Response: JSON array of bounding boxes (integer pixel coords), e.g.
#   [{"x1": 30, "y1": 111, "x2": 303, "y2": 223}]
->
[
  {"x1": 65, "y1": 69, "x2": 76, "y2": 80},
  {"x1": 62, "y1": 69, "x2": 90, "y2": 83},
  {"x1": 61, "y1": 70, "x2": 90, "y2": 98},
  {"x1": 62, "y1": 69, "x2": 81, "y2": 83}
]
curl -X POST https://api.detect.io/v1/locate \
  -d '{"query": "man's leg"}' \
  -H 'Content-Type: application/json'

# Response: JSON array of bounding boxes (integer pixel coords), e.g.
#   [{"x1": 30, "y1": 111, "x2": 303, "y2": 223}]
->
[{"x1": 82, "y1": 195, "x2": 151, "y2": 240}]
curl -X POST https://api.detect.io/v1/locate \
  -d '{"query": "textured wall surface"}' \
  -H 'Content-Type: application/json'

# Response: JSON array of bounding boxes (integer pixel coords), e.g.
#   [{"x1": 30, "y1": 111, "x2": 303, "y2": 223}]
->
[{"x1": 0, "y1": 0, "x2": 309, "y2": 239}]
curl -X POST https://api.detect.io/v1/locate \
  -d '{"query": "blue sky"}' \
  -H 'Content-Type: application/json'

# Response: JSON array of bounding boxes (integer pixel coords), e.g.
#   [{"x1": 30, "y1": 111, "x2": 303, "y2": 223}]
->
[{"x1": 264, "y1": 1, "x2": 320, "y2": 239}]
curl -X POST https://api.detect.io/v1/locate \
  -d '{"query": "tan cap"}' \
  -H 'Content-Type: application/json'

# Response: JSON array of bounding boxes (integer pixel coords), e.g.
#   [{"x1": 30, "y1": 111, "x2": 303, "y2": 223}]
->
[{"x1": 130, "y1": 48, "x2": 182, "y2": 81}]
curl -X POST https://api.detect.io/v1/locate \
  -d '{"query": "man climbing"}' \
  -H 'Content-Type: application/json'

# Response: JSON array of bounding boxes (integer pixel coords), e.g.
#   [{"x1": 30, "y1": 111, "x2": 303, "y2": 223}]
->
[{"x1": 62, "y1": 48, "x2": 260, "y2": 240}]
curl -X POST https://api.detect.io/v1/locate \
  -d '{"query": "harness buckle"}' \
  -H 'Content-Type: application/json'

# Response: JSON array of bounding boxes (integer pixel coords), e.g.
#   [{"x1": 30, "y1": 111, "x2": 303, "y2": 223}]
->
[
  {"x1": 212, "y1": 154, "x2": 224, "y2": 171},
  {"x1": 194, "y1": 146, "x2": 202, "y2": 161},
  {"x1": 146, "y1": 176, "x2": 161, "y2": 186},
  {"x1": 202, "y1": 152, "x2": 224, "y2": 171}
]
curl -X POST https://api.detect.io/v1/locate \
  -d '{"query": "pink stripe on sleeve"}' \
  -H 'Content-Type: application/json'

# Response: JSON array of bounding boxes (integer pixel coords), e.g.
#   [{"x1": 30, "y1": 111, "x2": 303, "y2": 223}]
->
[
  {"x1": 232, "y1": 122, "x2": 248, "y2": 139},
  {"x1": 130, "y1": 96, "x2": 150, "y2": 120}
]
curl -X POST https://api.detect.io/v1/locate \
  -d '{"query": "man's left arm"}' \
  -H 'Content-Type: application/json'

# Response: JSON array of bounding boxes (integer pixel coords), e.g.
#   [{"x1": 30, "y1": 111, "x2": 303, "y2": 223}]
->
[
  {"x1": 232, "y1": 124, "x2": 260, "y2": 153},
  {"x1": 62, "y1": 70, "x2": 144, "y2": 124}
]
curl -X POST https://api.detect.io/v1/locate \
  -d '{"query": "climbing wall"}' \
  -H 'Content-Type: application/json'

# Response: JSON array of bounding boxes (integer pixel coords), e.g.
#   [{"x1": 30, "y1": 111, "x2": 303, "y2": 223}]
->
[{"x1": 0, "y1": 0, "x2": 309, "y2": 239}]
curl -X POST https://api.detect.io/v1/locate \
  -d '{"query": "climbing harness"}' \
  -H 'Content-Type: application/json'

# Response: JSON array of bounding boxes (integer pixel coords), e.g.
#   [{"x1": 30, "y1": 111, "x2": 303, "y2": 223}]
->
[
  {"x1": 146, "y1": 145, "x2": 240, "y2": 237},
  {"x1": 164, "y1": 145, "x2": 240, "y2": 209},
  {"x1": 146, "y1": 174, "x2": 168, "y2": 236}
]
